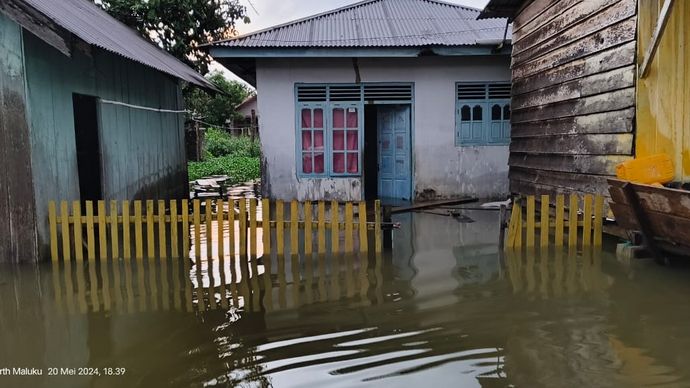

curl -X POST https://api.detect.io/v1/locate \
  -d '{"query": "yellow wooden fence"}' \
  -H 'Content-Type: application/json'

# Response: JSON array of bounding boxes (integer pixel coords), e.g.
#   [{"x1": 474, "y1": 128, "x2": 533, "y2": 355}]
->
[
  {"x1": 49, "y1": 199, "x2": 383, "y2": 262},
  {"x1": 505, "y1": 194, "x2": 605, "y2": 251}
]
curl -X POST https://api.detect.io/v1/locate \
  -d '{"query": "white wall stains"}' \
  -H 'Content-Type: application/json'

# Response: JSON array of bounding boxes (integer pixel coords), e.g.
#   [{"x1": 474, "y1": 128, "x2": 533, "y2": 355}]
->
[{"x1": 256, "y1": 56, "x2": 511, "y2": 201}]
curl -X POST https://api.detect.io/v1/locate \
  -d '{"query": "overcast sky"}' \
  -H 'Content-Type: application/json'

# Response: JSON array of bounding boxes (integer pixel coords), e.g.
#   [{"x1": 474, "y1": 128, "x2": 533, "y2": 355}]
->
[{"x1": 212, "y1": 0, "x2": 491, "y2": 85}]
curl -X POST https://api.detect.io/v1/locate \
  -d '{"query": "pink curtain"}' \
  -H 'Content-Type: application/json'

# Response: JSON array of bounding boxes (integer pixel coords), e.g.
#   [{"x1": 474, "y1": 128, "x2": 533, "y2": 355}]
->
[
  {"x1": 314, "y1": 153, "x2": 324, "y2": 173},
  {"x1": 302, "y1": 154, "x2": 312, "y2": 174},
  {"x1": 314, "y1": 130, "x2": 324, "y2": 151},
  {"x1": 301, "y1": 109, "x2": 311, "y2": 128},
  {"x1": 347, "y1": 131, "x2": 358, "y2": 150},
  {"x1": 314, "y1": 109, "x2": 324, "y2": 128},
  {"x1": 347, "y1": 153, "x2": 358, "y2": 173},
  {"x1": 347, "y1": 109, "x2": 358, "y2": 128},
  {"x1": 333, "y1": 153, "x2": 345, "y2": 173},
  {"x1": 333, "y1": 130, "x2": 344, "y2": 151},
  {"x1": 302, "y1": 130, "x2": 312, "y2": 151},
  {"x1": 333, "y1": 109, "x2": 345, "y2": 128}
]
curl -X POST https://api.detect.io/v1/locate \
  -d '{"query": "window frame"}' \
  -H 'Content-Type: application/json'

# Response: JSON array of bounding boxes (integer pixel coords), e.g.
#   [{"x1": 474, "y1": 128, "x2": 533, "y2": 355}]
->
[
  {"x1": 297, "y1": 102, "x2": 329, "y2": 177},
  {"x1": 455, "y1": 82, "x2": 511, "y2": 147}
]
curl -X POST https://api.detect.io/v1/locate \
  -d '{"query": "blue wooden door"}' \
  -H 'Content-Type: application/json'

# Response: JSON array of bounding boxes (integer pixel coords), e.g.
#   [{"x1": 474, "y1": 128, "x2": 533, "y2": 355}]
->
[{"x1": 378, "y1": 105, "x2": 411, "y2": 200}]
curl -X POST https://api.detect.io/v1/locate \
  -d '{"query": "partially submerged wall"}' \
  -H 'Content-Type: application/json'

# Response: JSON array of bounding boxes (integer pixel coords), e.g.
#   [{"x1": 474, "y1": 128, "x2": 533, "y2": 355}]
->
[
  {"x1": 23, "y1": 33, "x2": 188, "y2": 256},
  {"x1": 508, "y1": 0, "x2": 637, "y2": 196},
  {"x1": 256, "y1": 56, "x2": 511, "y2": 201},
  {"x1": 0, "y1": 13, "x2": 38, "y2": 263}
]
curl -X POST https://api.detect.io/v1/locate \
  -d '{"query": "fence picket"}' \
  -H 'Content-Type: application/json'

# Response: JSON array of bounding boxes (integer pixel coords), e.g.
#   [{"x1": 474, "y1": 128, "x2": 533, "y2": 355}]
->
[
  {"x1": 304, "y1": 201, "x2": 312, "y2": 255},
  {"x1": 134, "y1": 201, "x2": 143, "y2": 259},
  {"x1": 217, "y1": 199, "x2": 224, "y2": 259},
  {"x1": 526, "y1": 196, "x2": 535, "y2": 248},
  {"x1": 146, "y1": 200, "x2": 155, "y2": 259},
  {"x1": 555, "y1": 195, "x2": 565, "y2": 247},
  {"x1": 193, "y1": 200, "x2": 201, "y2": 260},
  {"x1": 49, "y1": 201, "x2": 59, "y2": 261},
  {"x1": 122, "y1": 200, "x2": 131, "y2": 259},
  {"x1": 73, "y1": 201, "x2": 83, "y2": 262},
  {"x1": 239, "y1": 198, "x2": 247, "y2": 257},
  {"x1": 262, "y1": 198, "x2": 271, "y2": 256},
  {"x1": 593, "y1": 195, "x2": 604, "y2": 247},
  {"x1": 276, "y1": 200, "x2": 284, "y2": 256},
  {"x1": 205, "y1": 199, "x2": 212, "y2": 259},
  {"x1": 583, "y1": 195, "x2": 593, "y2": 248},
  {"x1": 345, "y1": 202, "x2": 354, "y2": 253},
  {"x1": 61, "y1": 201, "x2": 71, "y2": 261},
  {"x1": 228, "y1": 199, "x2": 235, "y2": 257},
  {"x1": 359, "y1": 202, "x2": 368, "y2": 253},
  {"x1": 331, "y1": 201, "x2": 340, "y2": 253},
  {"x1": 86, "y1": 201, "x2": 96, "y2": 260},
  {"x1": 568, "y1": 194, "x2": 579, "y2": 249},
  {"x1": 250, "y1": 199, "x2": 257, "y2": 257},
  {"x1": 110, "y1": 200, "x2": 119, "y2": 259},
  {"x1": 290, "y1": 200, "x2": 298, "y2": 256},
  {"x1": 540, "y1": 195, "x2": 549, "y2": 249},
  {"x1": 181, "y1": 200, "x2": 189, "y2": 256},
  {"x1": 170, "y1": 200, "x2": 178, "y2": 258},
  {"x1": 318, "y1": 201, "x2": 326, "y2": 254},
  {"x1": 158, "y1": 200, "x2": 167, "y2": 259},
  {"x1": 375, "y1": 200, "x2": 382, "y2": 253}
]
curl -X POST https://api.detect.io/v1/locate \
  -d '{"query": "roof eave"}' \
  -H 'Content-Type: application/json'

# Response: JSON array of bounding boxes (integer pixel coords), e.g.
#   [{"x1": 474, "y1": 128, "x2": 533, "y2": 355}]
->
[{"x1": 209, "y1": 45, "x2": 512, "y2": 59}]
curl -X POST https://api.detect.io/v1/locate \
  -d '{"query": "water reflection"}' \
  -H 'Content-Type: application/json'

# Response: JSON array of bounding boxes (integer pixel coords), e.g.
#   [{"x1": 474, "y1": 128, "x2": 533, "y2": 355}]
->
[{"x1": 2, "y1": 210, "x2": 690, "y2": 387}]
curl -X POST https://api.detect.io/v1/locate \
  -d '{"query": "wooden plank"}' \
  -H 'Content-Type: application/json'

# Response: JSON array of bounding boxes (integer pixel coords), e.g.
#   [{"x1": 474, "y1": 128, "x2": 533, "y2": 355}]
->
[
  {"x1": 608, "y1": 179, "x2": 690, "y2": 219},
  {"x1": 593, "y1": 195, "x2": 604, "y2": 247},
  {"x1": 49, "y1": 201, "x2": 58, "y2": 261},
  {"x1": 170, "y1": 200, "x2": 179, "y2": 258},
  {"x1": 555, "y1": 194, "x2": 565, "y2": 247},
  {"x1": 86, "y1": 201, "x2": 96, "y2": 261},
  {"x1": 512, "y1": 0, "x2": 575, "y2": 36},
  {"x1": 511, "y1": 88, "x2": 636, "y2": 124},
  {"x1": 158, "y1": 200, "x2": 167, "y2": 259},
  {"x1": 304, "y1": 201, "x2": 312, "y2": 255},
  {"x1": 374, "y1": 200, "x2": 382, "y2": 253},
  {"x1": 73, "y1": 201, "x2": 83, "y2": 261},
  {"x1": 205, "y1": 199, "x2": 212, "y2": 259},
  {"x1": 359, "y1": 202, "x2": 368, "y2": 252},
  {"x1": 239, "y1": 198, "x2": 247, "y2": 257},
  {"x1": 250, "y1": 199, "x2": 257, "y2": 257},
  {"x1": 568, "y1": 194, "x2": 579, "y2": 249},
  {"x1": 513, "y1": 0, "x2": 636, "y2": 66},
  {"x1": 391, "y1": 197, "x2": 477, "y2": 214},
  {"x1": 526, "y1": 196, "x2": 535, "y2": 248},
  {"x1": 583, "y1": 194, "x2": 593, "y2": 247},
  {"x1": 540, "y1": 195, "x2": 550, "y2": 248},
  {"x1": 511, "y1": 108, "x2": 635, "y2": 138},
  {"x1": 512, "y1": 17, "x2": 637, "y2": 80},
  {"x1": 609, "y1": 202, "x2": 690, "y2": 249},
  {"x1": 217, "y1": 199, "x2": 224, "y2": 259},
  {"x1": 515, "y1": 200, "x2": 523, "y2": 249},
  {"x1": 509, "y1": 154, "x2": 628, "y2": 176},
  {"x1": 317, "y1": 201, "x2": 326, "y2": 254},
  {"x1": 331, "y1": 201, "x2": 340, "y2": 253},
  {"x1": 134, "y1": 201, "x2": 143, "y2": 259},
  {"x1": 193, "y1": 200, "x2": 201, "y2": 260},
  {"x1": 345, "y1": 202, "x2": 354, "y2": 253},
  {"x1": 146, "y1": 200, "x2": 155, "y2": 258},
  {"x1": 262, "y1": 198, "x2": 271, "y2": 256},
  {"x1": 290, "y1": 200, "x2": 298, "y2": 256},
  {"x1": 506, "y1": 201, "x2": 519, "y2": 249},
  {"x1": 276, "y1": 200, "x2": 284, "y2": 256},
  {"x1": 98, "y1": 200, "x2": 107, "y2": 260},
  {"x1": 110, "y1": 201, "x2": 119, "y2": 259},
  {"x1": 510, "y1": 167, "x2": 612, "y2": 195},
  {"x1": 512, "y1": 66, "x2": 635, "y2": 111},
  {"x1": 639, "y1": 0, "x2": 676, "y2": 78},
  {"x1": 511, "y1": 134, "x2": 633, "y2": 156},
  {"x1": 60, "y1": 201, "x2": 71, "y2": 261},
  {"x1": 122, "y1": 200, "x2": 131, "y2": 259},
  {"x1": 513, "y1": 41, "x2": 636, "y2": 95},
  {"x1": 513, "y1": 0, "x2": 620, "y2": 54},
  {"x1": 181, "y1": 200, "x2": 189, "y2": 257},
  {"x1": 228, "y1": 199, "x2": 235, "y2": 257}
]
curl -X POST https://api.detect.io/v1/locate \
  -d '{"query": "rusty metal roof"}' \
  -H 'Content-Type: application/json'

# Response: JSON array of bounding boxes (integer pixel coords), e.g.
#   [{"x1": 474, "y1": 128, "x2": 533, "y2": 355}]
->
[
  {"x1": 21, "y1": 0, "x2": 213, "y2": 89},
  {"x1": 210, "y1": 0, "x2": 510, "y2": 48}
]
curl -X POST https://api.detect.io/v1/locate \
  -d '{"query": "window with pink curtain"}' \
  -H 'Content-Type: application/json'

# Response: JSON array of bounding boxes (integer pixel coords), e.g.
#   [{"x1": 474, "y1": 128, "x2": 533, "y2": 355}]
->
[
  {"x1": 332, "y1": 106, "x2": 359, "y2": 175},
  {"x1": 301, "y1": 108, "x2": 325, "y2": 174}
]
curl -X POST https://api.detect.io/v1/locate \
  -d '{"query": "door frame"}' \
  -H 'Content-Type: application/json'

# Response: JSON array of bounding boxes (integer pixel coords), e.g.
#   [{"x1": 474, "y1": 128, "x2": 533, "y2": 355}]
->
[{"x1": 370, "y1": 101, "x2": 414, "y2": 201}]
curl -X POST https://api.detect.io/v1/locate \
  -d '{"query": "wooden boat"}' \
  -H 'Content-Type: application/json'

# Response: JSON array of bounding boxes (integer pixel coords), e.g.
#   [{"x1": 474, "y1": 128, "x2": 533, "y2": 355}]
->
[{"x1": 608, "y1": 178, "x2": 690, "y2": 258}]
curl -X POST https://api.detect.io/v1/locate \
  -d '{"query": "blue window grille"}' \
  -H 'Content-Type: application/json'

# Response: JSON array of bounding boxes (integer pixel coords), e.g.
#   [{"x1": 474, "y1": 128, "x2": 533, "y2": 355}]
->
[{"x1": 456, "y1": 83, "x2": 511, "y2": 146}]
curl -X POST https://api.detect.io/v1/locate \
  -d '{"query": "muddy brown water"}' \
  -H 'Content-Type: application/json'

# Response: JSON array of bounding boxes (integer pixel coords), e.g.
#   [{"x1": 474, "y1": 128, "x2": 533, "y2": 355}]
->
[{"x1": 2, "y1": 209, "x2": 690, "y2": 388}]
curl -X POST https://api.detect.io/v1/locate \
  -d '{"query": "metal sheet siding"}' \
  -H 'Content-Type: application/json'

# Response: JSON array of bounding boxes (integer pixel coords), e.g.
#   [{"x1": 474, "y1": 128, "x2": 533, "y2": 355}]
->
[
  {"x1": 213, "y1": 0, "x2": 510, "y2": 48},
  {"x1": 22, "y1": 0, "x2": 212, "y2": 89}
]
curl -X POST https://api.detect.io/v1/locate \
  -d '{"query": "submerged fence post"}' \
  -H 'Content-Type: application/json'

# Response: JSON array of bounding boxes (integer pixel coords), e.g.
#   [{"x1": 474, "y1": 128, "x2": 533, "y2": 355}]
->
[{"x1": 375, "y1": 200, "x2": 382, "y2": 253}]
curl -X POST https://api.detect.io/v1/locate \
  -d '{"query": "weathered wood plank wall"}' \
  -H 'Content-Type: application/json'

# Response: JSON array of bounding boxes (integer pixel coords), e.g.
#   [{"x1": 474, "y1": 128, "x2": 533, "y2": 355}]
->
[
  {"x1": 636, "y1": 0, "x2": 690, "y2": 183},
  {"x1": 0, "y1": 13, "x2": 38, "y2": 263},
  {"x1": 509, "y1": 0, "x2": 637, "y2": 197}
]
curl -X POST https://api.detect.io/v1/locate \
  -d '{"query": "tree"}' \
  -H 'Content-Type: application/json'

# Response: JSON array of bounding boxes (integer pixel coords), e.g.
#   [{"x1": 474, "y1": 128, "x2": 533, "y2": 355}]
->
[
  {"x1": 186, "y1": 71, "x2": 252, "y2": 127},
  {"x1": 95, "y1": 0, "x2": 249, "y2": 74}
]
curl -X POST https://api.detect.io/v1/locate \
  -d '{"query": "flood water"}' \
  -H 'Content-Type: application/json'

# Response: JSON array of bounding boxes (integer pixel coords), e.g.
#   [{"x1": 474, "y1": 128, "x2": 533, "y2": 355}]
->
[{"x1": 3, "y1": 208, "x2": 690, "y2": 387}]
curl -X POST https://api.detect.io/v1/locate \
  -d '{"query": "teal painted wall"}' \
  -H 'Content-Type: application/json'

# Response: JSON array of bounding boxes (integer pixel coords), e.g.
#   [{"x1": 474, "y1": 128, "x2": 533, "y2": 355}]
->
[
  {"x1": 0, "y1": 13, "x2": 38, "y2": 262},
  {"x1": 23, "y1": 32, "x2": 187, "y2": 255}
]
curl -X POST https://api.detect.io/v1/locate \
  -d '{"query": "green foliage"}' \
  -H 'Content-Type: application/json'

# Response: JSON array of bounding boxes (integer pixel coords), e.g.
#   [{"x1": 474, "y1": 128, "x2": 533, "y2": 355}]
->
[
  {"x1": 204, "y1": 128, "x2": 260, "y2": 158},
  {"x1": 188, "y1": 156, "x2": 260, "y2": 183},
  {"x1": 95, "y1": 0, "x2": 249, "y2": 74},
  {"x1": 186, "y1": 72, "x2": 252, "y2": 127}
]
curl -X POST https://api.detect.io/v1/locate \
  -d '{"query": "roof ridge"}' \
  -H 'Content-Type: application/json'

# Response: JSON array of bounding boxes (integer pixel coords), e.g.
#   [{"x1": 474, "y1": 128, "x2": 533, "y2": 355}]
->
[{"x1": 204, "y1": 0, "x2": 481, "y2": 46}]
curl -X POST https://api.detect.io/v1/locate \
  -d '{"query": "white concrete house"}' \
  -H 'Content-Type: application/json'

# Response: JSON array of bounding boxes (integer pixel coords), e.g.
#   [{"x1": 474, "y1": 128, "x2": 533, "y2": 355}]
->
[{"x1": 208, "y1": 0, "x2": 512, "y2": 202}]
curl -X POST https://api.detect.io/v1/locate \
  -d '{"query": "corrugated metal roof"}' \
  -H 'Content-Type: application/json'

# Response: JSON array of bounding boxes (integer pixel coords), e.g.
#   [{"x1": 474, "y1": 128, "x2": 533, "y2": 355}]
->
[
  {"x1": 211, "y1": 0, "x2": 510, "y2": 48},
  {"x1": 478, "y1": 0, "x2": 526, "y2": 20},
  {"x1": 21, "y1": 0, "x2": 213, "y2": 89}
]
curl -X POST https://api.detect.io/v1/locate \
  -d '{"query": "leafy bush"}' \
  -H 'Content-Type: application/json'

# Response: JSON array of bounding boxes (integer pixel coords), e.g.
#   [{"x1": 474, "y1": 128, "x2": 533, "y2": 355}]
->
[
  {"x1": 204, "y1": 128, "x2": 260, "y2": 158},
  {"x1": 188, "y1": 156, "x2": 260, "y2": 184}
]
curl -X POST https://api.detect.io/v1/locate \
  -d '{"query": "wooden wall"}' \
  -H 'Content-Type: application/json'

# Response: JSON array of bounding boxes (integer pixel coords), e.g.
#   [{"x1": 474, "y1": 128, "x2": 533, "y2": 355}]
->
[
  {"x1": 0, "y1": 13, "x2": 38, "y2": 263},
  {"x1": 509, "y1": 0, "x2": 637, "y2": 197},
  {"x1": 637, "y1": 0, "x2": 690, "y2": 183},
  {"x1": 23, "y1": 33, "x2": 188, "y2": 259}
]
